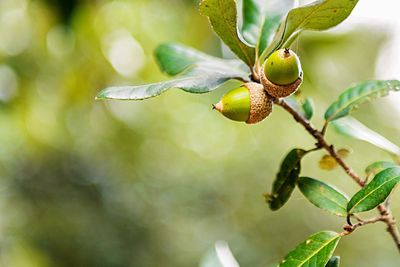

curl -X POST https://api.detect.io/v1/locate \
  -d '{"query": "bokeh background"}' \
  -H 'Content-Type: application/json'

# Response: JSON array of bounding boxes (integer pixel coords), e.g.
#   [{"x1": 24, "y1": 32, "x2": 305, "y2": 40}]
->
[{"x1": 0, "y1": 0, "x2": 399, "y2": 266}]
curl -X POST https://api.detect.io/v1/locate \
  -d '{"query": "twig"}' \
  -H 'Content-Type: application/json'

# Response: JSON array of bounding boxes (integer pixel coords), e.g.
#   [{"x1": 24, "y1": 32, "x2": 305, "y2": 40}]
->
[
  {"x1": 274, "y1": 98, "x2": 400, "y2": 252},
  {"x1": 341, "y1": 216, "x2": 385, "y2": 236}
]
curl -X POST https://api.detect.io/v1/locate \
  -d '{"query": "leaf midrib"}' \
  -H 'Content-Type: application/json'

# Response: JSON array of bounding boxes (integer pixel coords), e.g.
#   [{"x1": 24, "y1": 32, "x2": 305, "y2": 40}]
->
[
  {"x1": 306, "y1": 185, "x2": 347, "y2": 212},
  {"x1": 98, "y1": 73, "x2": 230, "y2": 100},
  {"x1": 288, "y1": 235, "x2": 339, "y2": 267},
  {"x1": 348, "y1": 175, "x2": 400, "y2": 213},
  {"x1": 327, "y1": 82, "x2": 392, "y2": 121}
]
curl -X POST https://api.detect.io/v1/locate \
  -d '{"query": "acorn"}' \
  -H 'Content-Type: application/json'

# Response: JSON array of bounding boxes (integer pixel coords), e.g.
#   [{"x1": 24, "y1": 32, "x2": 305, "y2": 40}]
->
[
  {"x1": 261, "y1": 48, "x2": 303, "y2": 98},
  {"x1": 213, "y1": 82, "x2": 272, "y2": 124}
]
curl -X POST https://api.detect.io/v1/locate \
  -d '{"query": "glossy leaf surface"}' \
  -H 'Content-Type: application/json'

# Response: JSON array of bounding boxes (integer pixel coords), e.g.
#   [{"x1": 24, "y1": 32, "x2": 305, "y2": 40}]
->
[
  {"x1": 155, "y1": 43, "x2": 249, "y2": 76},
  {"x1": 279, "y1": 231, "x2": 340, "y2": 267},
  {"x1": 347, "y1": 167, "x2": 400, "y2": 214},
  {"x1": 298, "y1": 177, "x2": 349, "y2": 217}
]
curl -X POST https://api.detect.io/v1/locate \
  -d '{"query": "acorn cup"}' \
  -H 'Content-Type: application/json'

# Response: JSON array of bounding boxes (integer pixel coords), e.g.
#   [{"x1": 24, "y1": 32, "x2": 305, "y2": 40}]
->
[
  {"x1": 261, "y1": 48, "x2": 303, "y2": 98},
  {"x1": 213, "y1": 82, "x2": 273, "y2": 124}
]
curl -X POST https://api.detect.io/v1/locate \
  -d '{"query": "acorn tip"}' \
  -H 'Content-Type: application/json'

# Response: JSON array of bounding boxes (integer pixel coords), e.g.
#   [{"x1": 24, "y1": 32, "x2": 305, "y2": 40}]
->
[{"x1": 212, "y1": 101, "x2": 223, "y2": 112}]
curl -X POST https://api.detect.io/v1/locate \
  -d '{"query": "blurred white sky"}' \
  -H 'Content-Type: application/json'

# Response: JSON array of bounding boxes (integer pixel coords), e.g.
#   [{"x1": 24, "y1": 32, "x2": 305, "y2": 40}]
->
[
  {"x1": 343, "y1": 0, "x2": 400, "y2": 79},
  {"x1": 299, "y1": 0, "x2": 400, "y2": 79},
  {"x1": 349, "y1": 0, "x2": 400, "y2": 114}
]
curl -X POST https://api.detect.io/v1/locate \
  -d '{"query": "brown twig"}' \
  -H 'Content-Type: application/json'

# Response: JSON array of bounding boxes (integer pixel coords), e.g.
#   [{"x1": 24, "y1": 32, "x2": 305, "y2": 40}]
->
[
  {"x1": 274, "y1": 97, "x2": 400, "y2": 252},
  {"x1": 341, "y1": 216, "x2": 386, "y2": 236}
]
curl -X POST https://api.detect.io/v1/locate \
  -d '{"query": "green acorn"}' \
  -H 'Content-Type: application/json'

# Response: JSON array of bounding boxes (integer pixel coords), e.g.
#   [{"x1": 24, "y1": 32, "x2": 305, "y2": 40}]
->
[
  {"x1": 261, "y1": 48, "x2": 303, "y2": 98},
  {"x1": 213, "y1": 82, "x2": 272, "y2": 124},
  {"x1": 265, "y1": 48, "x2": 301, "y2": 85}
]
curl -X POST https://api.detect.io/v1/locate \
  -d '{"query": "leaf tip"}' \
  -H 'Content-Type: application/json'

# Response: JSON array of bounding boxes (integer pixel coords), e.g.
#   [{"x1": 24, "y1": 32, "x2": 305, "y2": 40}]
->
[{"x1": 95, "y1": 89, "x2": 109, "y2": 100}]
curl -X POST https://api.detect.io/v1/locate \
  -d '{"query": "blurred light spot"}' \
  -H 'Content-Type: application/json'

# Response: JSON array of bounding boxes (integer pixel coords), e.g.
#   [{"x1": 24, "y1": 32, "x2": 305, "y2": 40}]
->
[
  {"x1": 102, "y1": 29, "x2": 145, "y2": 77},
  {"x1": 106, "y1": 100, "x2": 144, "y2": 126},
  {"x1": 0, "y1": 7, "x2": 31, "y2": 56},
  {"x1": 181, "y1": 105, "x2": 237, "y2": 160},
  {"x1": 46, "y1": 25, "x2": 76, "y2": 58},
  {"x1": 0, "y1": 65, "x2": 18, "y2": 102},
  {"x1": 25, "y1": 102, "x2": 58, "y2": 146},
  {"x1": 215, "y1": 241, "x2": 240, "y2": 267}
]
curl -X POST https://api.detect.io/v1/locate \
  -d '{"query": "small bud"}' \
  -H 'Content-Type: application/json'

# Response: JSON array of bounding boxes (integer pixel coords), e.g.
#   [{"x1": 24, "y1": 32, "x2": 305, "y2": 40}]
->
[
  {"x1": 337, "y1": 148, "x2": 351, "y2": 158},
  {"x1": 319, "y1": 154, "x2": 338, "y2": 170},
  {"x1": 213, "y1": 82, "x2": 273, "y2": 124},
  {"x1": 261, "y1": 48, "x2": 303, "y2": 98}
]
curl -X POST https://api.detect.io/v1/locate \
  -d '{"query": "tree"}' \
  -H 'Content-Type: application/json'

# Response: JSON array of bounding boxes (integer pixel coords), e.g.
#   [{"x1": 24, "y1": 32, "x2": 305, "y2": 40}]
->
[{"x1": 96, "y1": 0, "x2": 400, "y2": 265}]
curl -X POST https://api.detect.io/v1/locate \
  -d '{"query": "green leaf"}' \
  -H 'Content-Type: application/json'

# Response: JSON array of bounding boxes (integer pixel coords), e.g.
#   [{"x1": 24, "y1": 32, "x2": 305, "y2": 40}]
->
[
  {"x1": 331, "y1": 116, "x2": 400, "y2": 156},
  {"x1": 302, "y1": 97, "x2": 315, "y2": 120},
  {"x1": 286, "y1": 96, "x2": 306, "y2": 119},
  {"x1": 257, "y1": 15, "x2": 281, "y2": 57},
  {"x1": 97, "y1": 44, "x2": 252, "y2": 101},
  {"x1": 268, "y1": 149, "x2": 307, "y2": 211},
  {"x1": 325, "y1": 256, "x2": 340, "y2": 267},
  {"x1": 262, "y1": 0, "x2": 359, "y2": 61},
  {"x1": 241, "y1": 0, "x2": 264, "y2": 45},
  {"x1": 286, "y1": 96, "x2": 314, "y2": 121},
  {"x1": 96, "y1": 65, "x2": 247, "y2": 100},
  {"x1": 154, "y1": 43, "x2": 249, "y2": 76},
  {"x1": 200, "y1": 0, "x2": 255, "y2": 67},
  {"x1": 279, "y1": 231, "x2": 340, "y2": 267},
  {"x1": 365, "y1": 161, "x2": 398, "y2": 177},
  {"x1": 347, "y1": 166, "x2": 400, "y2": 214},
  {"x1": 298, "y1": 177, "x2": 349, "y2": 217},
  {"x1": 257, "y1": 1, "x2": 295, "y2": 56},
  {"x1": 325, "y1": 80, "x2": 400, "y2": 122}
]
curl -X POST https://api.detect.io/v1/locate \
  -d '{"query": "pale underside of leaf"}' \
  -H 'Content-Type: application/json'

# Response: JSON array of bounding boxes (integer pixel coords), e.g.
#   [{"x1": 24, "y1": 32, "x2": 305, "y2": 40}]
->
[
  {"x1": 331, "y1": 116, "x2": 400, "y2": 156},
  {"x1": 97, "y1": 48, "x2": 251, "y2": 101},
  {"x1": 154, "y1": 43, "x2": 250, "y2": 76},
  {"x1": 96, "y1": 70, "x2": 239, "y2": 100}
]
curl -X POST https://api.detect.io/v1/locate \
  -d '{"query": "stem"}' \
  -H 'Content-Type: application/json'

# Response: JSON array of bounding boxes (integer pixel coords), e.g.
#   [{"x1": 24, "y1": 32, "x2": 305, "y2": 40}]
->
[
  {"x1": 341, "y1": 216, "x2": 385, "y2": 236},
  {"x1": 274, "y1": 98, "x2": 400, "y2": 252}
]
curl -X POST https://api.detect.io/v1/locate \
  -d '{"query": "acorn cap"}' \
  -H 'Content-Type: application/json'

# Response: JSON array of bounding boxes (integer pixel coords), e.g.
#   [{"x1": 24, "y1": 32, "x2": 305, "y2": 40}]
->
[
  {"x1": 260, "y1": 68, "x2": 303, "y2": 98},
  {"x1": 246, "y1": 82, "x2": 273, "y2": 124},
  {"x1": 213, "y1": 82, "x2": 273, "y2": 124}
]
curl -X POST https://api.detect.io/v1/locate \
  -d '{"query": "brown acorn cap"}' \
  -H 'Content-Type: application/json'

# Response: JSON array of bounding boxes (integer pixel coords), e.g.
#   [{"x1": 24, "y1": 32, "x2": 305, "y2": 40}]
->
[
  {"x1": 244, "y1": 82, "x2": 273, "y2": 124},
  {"x1": 260, "y1": 67, "x2": 303, "y2": 98}
]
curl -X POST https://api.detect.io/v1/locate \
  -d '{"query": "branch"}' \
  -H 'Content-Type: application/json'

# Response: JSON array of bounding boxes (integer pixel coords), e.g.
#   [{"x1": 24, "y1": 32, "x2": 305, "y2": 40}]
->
[
  {"x1": 274, "y1": 98, "x2": 400, "y2": 252},
  {"x1": 341, "y1": 215, "x2": 385, "y2": 236}
]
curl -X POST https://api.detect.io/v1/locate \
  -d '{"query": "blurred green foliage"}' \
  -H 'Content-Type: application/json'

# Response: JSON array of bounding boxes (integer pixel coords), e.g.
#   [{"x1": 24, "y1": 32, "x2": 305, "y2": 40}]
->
[{"x1": 0, "y1": 0, "x2": 399, "y2": 266}]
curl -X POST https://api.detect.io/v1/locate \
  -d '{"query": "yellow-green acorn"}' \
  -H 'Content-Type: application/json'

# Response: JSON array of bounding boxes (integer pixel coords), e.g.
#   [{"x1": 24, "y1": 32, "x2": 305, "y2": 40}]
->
[
  {"x1": 213, "y1": 82, "x2": 272, "y2": 124},
  {"x1": 261, "y1": 48, "x2": 303, "y2": 98},
  {"x1": 265, "y1": 48, "x2": 301, "y2": 85}
]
